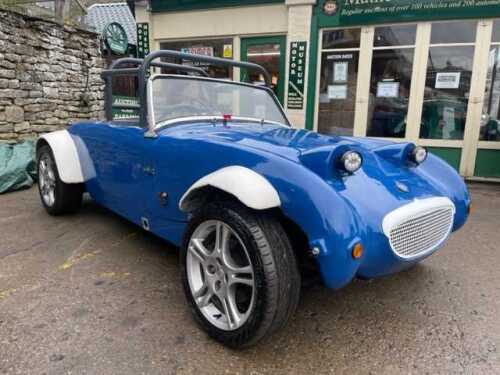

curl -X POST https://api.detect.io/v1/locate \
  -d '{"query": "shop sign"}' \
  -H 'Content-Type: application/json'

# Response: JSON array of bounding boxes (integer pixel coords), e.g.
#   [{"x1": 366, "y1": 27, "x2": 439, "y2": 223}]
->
[
  {"x1": 112, "y1": 96, "x2": 139, "y2": 121},
  {"x1": 151, "y1": 0, "x2": 283, "y2": 13},
  {"x1": 317, "y1": 0, "x2": 500, "y2": 27},
  {"x1": 136, "y1": 23, "x2": 150, "y2": 59},
  {"x1": 181, "y1": 47, "x2": 214, "y2": 57},
  {"x1": 323, "y1": 0, "x2": 339, "y2": 15},
  {"x1": 223, "y1": 44, "x2": 233, "y2": 58},
  {"x1": 328, "y1": 84, "x2": 348, "y2": 99},
  {"x1": 181, "y1": 47, "x2": 214, "y2": 69},
  {"x1": 333, "y1": 62, "x2": 348, "y2": 82},
  {"x1": 103, "y1": 22, "x2": 128, "y2": 55},
  {"x1": 377, "y1": 81, "x2": 400, "y2": 98},
  {"x1": 435, "y1": 72, "x2": 461, "y2": 89},
  {"x1": 287, "y1": 41, "x2": 307, "y2": 110}
]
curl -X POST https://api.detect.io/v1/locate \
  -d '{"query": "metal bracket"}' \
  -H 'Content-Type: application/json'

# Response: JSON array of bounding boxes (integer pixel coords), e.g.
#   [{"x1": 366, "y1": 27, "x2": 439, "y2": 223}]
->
[
  {"x1": 141, "y1": 217, "x2": 150, "y2": 231},
  {"x1": 144, "y1": 129, "x2": 158, "y2": 139}
]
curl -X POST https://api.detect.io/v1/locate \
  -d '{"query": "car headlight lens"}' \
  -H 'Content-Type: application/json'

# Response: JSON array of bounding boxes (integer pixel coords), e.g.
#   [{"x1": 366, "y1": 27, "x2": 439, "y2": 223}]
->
[
  {"x1": 340, "y1": 151, "x2": 363, "y2": 173},
  {"x1": 411, "y1": 146, "x2": 428, "y2": 164}
]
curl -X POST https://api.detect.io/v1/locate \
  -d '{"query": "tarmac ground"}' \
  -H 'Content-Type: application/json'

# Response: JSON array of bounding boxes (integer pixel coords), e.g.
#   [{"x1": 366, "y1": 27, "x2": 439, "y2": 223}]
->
[{"x1": 1, "y1": 184, "x2": 499, "y2": 374}]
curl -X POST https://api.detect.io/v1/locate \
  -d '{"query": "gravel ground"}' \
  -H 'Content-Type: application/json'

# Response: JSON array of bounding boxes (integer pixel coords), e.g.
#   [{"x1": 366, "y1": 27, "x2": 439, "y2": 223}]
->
[{"x1": 0, "y1": 184, "x2": 499, "y2": 375}]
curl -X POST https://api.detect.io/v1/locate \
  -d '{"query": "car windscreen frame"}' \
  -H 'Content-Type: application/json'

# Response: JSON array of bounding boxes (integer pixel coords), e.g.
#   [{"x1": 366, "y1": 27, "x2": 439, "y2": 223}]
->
[{"x1": 147, "y1": 74, "x2": 291, "y2": 130}]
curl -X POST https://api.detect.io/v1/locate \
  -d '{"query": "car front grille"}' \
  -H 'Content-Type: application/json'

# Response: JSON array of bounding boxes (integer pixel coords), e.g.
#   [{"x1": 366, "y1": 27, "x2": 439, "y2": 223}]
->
[{"x1": 383, "y1": 198, "x2": 455, "y2": 259}]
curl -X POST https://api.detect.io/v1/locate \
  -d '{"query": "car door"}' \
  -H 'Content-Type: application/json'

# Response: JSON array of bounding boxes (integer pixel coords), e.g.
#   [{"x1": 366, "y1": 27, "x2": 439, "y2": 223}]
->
[{"x1": 73, "y1": 121, "x2": 154, "y2": 227}]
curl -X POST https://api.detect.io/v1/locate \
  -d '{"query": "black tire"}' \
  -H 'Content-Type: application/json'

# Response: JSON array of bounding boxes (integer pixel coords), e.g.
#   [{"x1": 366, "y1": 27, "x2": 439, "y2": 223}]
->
[
  {"x1": 37, "y1": 144, "x2": 83, "y2": 216},
  {"x1": 180, "y1": 200, "x2": 301, "y2": 348}
]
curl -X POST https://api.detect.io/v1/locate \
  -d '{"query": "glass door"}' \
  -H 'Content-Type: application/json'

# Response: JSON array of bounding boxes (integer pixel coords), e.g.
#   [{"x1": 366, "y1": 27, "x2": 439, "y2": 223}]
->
[
  {"x1": 317, "y1": 28, "x2": 362, "y2": 136},
  {"x1": 241, "y1": 36, "x2": 286, "y2": 104}
]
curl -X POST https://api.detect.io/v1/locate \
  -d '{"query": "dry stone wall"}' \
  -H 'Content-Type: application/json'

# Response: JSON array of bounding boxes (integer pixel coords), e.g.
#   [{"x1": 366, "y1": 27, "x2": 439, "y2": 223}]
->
[{"x1": 0, "y1": 9, "x2": 104, "y2": 142}]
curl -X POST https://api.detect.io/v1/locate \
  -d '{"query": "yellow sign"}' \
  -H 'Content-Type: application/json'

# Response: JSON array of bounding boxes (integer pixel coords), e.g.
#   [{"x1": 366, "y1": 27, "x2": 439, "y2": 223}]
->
[{"x1": 223, "y1": 44, "x2": 233, "y2": 58}]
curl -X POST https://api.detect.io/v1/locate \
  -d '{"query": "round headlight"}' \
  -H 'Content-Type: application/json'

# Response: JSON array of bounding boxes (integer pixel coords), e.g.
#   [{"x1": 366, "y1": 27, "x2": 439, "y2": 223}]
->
[
  {"x1": 411, "y1": 146, "x2": 428, "y2": 164},
  {"x1": 340, "y1": 151, "x2": 363, "y2": 173}
]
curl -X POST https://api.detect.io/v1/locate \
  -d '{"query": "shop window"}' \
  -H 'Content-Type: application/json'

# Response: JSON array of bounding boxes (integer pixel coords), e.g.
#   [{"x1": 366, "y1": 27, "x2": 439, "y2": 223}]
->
[
  {"x1": 367, "y1": 49, "x2": 415, "y2": 138},
  {"x1": 367, "y1": 24, "x2": 416, "y2": 139},
  {"x1": 479, "y1": 24, "x2": 500, "y2": 142},
  {"x1": 322, "y1": 29, "x2": 361, "y2": 49},
  {"x1": 420, "y1": 46, "x2": 475, "y2": 141},
  {"x1": 431, "y1": 21, "x2": 477, "y2": 44},
  {"x1": 374, "y1": 24, "x2": 417, "y2": 47},
  {"x1": 318, "y1": 29, "x2": 361, "y2": 136},
  {"x1": 159, "y1": 39, "x2": 233, "y2": 79}
]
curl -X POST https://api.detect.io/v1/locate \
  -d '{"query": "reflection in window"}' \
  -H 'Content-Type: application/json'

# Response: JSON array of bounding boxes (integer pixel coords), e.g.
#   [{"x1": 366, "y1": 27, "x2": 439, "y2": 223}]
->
[
  {"x1": 420, "y1": 47, "x2": 474, "y2": 140},
  {"x1": 480, "y1": 46, "x2": 500, "y2": 141},
  {"x1": 367, "y1": 49, "x2": 414, "y2": 138},
  {"x1": 374, "y1": 24, "x2": 417, "y2": 47},
  {"x1": 245, "y1": 43, "x2": 282, "y2": 99},
  {"x1": 318, "y1": 51, "x2": 360, "y2": 136},
  {"x1": 492, "y1": 20, "x2": 500, "y2": 43},
  {"x1": 322, "y1": 29, "x2": 361, "y2": 49},
  {"x1": 159, "y1": 39, "x2": 233, "y2": 79},
  {"x1": 431, "y1": 21, "x2": 477, "y2": 44}
]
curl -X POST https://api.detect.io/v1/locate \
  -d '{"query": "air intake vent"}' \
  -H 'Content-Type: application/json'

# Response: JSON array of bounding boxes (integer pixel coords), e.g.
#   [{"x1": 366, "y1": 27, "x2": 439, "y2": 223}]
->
[{"x1": 383, "y1": 198, "x2": 455, "y2": 259}]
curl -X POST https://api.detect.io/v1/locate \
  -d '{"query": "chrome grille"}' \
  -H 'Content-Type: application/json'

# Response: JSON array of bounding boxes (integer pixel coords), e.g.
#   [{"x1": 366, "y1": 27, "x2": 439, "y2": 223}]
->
[{"x1": 386, "y1": 201, "x2": 455, "y2": 259}]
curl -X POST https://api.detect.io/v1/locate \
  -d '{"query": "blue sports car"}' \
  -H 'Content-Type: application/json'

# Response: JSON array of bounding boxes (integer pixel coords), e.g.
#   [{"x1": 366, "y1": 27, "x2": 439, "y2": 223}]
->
[{"x1": 36, "y1": 51, "x2": 470, "y2": 348}]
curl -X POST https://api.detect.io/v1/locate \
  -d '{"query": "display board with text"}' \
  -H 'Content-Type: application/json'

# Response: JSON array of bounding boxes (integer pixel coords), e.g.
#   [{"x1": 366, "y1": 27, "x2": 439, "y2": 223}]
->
[
  {"x1": 316, "y1": 0, "x2": 500, "y2": 27},
  {"x1": 287, "y1": 41, "x2": 307, "y2": 110}
]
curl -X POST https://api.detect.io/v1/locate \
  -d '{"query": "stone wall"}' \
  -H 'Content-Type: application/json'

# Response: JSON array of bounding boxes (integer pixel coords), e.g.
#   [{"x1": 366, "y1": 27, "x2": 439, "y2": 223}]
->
[{"x1": 0, "y1": 9, "x2": 104, "y2": 143}]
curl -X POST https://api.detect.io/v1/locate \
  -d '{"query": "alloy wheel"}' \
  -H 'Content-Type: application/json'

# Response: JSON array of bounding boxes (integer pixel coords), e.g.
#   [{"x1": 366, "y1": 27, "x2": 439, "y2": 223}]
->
[
  {"x1": 39, "y1": 154, "x2": 56, "y2": 207},
  {"x1": 186, "y1": 220, "x2": 256, "y2": 331}
]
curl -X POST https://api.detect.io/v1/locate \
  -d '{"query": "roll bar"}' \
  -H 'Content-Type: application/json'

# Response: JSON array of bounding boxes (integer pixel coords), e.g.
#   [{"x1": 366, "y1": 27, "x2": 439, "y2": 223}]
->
[
  {"x1": 108, "y1": 57, "x2": 210, "y2": 76},
  {"x1": 101, "y1": 50, "x2": 272, "y2": 126}
]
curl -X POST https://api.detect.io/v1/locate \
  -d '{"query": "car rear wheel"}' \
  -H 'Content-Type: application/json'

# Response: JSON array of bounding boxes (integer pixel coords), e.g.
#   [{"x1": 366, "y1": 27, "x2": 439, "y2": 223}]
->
[
  {"x1": 181, "y1": 201, "x2": 301, "y2": 348},
  {"x1": 37, "y1": 145, "x2": 83, "y2": 215}
]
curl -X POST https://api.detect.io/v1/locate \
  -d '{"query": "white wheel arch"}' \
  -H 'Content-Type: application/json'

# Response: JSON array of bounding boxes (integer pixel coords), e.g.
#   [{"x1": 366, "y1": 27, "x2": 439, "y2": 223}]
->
[
  {"x1": 179, "y1": 166, "x2": 281, "y2": 212},
  {"x1": 37, "y1": 130, "x2": 85, "y2": 184}
]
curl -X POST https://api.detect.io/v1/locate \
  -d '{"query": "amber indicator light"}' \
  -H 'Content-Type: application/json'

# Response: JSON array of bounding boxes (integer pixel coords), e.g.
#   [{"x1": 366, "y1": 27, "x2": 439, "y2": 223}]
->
[{"x1": 352, "y1": 243, "x2": 364, "y2": 259}]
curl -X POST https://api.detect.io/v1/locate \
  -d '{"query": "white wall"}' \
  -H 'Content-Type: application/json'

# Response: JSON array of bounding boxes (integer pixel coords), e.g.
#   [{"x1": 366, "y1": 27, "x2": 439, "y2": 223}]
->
[
  {"x1": 150, "y1": 4, "x2": 288, "y2": 41},
  {"x1": 284, "y1": 0, "x2": 315, "y2": 128}
]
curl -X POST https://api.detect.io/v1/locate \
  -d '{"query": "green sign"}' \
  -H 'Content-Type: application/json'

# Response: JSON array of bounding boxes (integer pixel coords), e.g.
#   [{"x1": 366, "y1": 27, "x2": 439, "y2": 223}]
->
[
  {"x1": 151, "y1": 0, "x2": 283, "y2": 13},
  {"x1": 112, "y1": 96, "x2": 139, "y2": 121},
  {"x1": 103, "y1": 22, "x2": 128, "y2": 55},
  {"x1": 287, "y1": 41, "x2": 307, "y2": 110},
  {"x1": 137, "y1": 23, "x2": 150, "y2": 59},
  {"x1": 316, "y1": 0, "x2": 500, "y2": 27}
]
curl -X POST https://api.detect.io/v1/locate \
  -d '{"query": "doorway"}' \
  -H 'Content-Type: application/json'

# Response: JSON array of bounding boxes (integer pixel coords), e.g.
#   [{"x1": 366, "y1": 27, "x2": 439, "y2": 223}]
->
[{"x1": 241, "y1": 36, "x2": 286, "y2": 104}]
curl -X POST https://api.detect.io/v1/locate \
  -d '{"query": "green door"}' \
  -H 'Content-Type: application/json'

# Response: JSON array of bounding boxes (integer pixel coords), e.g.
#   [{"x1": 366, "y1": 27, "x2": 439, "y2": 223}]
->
[{"x1": 241, "y1": 36, "x2": 286, "y2": 105}]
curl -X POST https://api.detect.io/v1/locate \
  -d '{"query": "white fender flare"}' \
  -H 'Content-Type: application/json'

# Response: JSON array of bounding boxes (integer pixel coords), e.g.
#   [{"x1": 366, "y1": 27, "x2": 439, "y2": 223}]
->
[
  {"x1": 179, "y1": 166, "x2": 281, "y2": 212},
  {"x1": 37, "y1": 130, "x2": 84, "y2": 184}
]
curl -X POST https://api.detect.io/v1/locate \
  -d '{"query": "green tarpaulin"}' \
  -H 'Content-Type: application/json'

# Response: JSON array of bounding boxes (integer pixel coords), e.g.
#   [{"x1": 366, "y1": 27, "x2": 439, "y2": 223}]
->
[{"x1": 0, "y1": 141, "x2": 37, "y2": 194}]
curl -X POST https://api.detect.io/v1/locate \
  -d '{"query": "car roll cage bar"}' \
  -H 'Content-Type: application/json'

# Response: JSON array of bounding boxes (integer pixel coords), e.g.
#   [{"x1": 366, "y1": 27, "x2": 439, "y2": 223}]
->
[{"x1": 101, "y1": 50, "x2": 273, "y2": 128}]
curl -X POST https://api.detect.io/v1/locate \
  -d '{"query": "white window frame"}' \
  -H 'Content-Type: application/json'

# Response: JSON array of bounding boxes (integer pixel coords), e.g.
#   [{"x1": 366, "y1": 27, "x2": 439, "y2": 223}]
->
[{"x1": 464, "y1": 19, "x2": 500, "y2": 180}]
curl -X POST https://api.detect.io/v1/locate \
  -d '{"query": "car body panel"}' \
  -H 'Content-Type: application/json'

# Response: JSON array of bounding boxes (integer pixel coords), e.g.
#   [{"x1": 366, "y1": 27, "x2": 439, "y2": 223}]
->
[
  {"x1": 64, "y1": 119, "x2": 470, "y2": 289},
  {"x1": 39, "y1": 130, "x2": 84, "y2": 184},
  {"x1": 179, "y1": 165, "x2": 281, "y2": 211}
]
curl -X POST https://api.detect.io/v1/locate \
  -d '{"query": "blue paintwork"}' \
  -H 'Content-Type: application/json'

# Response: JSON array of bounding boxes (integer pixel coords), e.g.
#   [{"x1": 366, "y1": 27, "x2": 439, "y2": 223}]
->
[{"x1": 69, "y1": 120, "x2": 470, "y2": 289}]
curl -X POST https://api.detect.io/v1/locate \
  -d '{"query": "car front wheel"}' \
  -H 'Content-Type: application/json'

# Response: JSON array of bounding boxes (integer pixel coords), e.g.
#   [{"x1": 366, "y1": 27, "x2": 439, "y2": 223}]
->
[{"x1": 180, "y1": 201, "x2": 300, "y2": 348}]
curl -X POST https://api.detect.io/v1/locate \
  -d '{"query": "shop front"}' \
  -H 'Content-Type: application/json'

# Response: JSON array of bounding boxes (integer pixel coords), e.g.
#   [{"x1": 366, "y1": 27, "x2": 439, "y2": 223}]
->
[
  {"x1": 135, "y1": 0, "x2": 500, "y2": 180},
  {"x1": 307, "y1": 0, "x2": 500, "y2": 180},
  {"x1": 135, "y1": 0, "x2": 316, "y2": 126}
]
